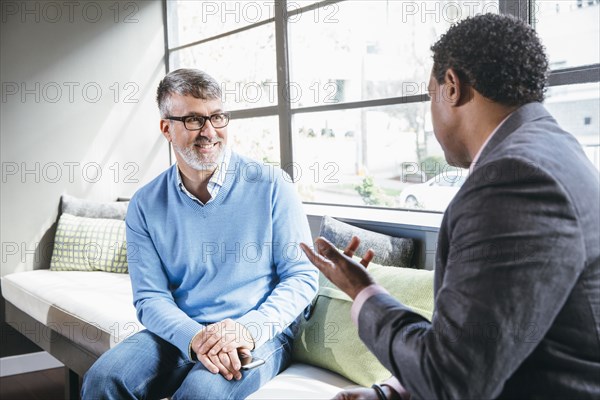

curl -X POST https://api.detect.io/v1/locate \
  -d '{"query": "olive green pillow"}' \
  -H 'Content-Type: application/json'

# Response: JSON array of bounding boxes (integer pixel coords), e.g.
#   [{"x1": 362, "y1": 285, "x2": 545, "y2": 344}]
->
[
  {"x1": 293, "y1": 263, "x2": 434, "y2": 387},
  {"x1": 50, "y1": 213, "x2": 128, "y2": 273}
]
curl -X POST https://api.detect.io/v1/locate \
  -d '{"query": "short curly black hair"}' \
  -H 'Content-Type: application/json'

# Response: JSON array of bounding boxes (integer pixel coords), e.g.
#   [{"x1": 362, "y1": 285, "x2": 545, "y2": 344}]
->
[{"x1": 431, "y1": 13, "x2": 548, "y2": 106}]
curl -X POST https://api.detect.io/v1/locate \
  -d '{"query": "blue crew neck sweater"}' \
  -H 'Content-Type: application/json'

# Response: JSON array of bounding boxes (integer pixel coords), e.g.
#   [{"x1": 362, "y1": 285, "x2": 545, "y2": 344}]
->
[{"x1": 125, "y1": 152, "x2": 318, "y2": 357}]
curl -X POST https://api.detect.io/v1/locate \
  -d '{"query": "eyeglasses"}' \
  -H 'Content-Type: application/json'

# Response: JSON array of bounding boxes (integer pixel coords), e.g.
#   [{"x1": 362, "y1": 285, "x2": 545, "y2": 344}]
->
[{"x1": 165, "y1": 112, "x2": 230, "y2": 130}]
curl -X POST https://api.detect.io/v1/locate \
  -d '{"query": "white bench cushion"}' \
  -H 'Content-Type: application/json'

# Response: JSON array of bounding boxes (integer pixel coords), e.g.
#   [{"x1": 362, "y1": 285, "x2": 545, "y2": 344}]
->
[
  {"x1": 249, "y1": 363, "x2": 359, "y2": 399},
  {"x1": 1, "y1": 270, "x2": 141, "y2": 356},
  {"x1": 2, "y1": 270, "x2": 359, "y2": 397}
]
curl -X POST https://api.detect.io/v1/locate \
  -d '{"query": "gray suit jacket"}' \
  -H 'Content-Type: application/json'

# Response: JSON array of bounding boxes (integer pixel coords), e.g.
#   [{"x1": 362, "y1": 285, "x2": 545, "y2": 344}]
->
[{"x1": 358, "y1": 103, "x2": 600, "y2": 399}]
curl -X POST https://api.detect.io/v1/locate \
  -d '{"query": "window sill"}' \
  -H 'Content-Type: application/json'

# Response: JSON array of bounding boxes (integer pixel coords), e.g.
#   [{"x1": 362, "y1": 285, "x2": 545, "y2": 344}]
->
[{"x1": 302, "y1": 203, "x2": 443, "y2": 231}]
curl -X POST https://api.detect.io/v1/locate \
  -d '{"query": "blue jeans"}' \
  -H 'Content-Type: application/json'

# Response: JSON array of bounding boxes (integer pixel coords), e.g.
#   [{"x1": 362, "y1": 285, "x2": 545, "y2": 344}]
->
[{"x1": 81, "y1": 327, "x2": 293, "y2": 400}]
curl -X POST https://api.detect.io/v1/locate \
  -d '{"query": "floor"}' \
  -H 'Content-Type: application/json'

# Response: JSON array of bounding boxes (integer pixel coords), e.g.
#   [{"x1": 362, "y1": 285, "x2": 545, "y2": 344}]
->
[{"x1": 0, "y1": 367, "x2": 68, "y2": 400}]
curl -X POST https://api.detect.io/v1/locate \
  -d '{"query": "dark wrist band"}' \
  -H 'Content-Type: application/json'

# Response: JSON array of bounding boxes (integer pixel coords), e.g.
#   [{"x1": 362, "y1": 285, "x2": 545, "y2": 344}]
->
[
  {"x1": 372, "y1": 383, "x2": 388, "y2": 400},
  {"x1": 381, "y1": 383, "x2": 404, "y2": 400}
]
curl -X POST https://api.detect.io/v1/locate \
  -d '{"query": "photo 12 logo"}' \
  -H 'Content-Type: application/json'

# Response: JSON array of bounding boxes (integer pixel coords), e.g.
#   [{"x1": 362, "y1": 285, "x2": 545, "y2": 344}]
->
[
  {"x1": 1, "y1": 1, "x2": 140, "y2": 24},
  {"x1": 199, "y1": 1, "x2": 340, "y2": 24},
  {"x1": 1, "y1": 161, "x2": 139, "y2": 184},
  {"x1": 218, "y1": 80, "x2": 341, "y2": 106},
  {"x1": 400, "y1": 1, "x2": 500, "y2": 23},
  {"x1": 2, "y1": 82, "x2": 140, "y2": 104}
]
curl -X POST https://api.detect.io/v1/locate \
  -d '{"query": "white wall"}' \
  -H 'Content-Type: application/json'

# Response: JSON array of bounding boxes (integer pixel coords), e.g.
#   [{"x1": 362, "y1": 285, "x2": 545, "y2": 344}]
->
[{"x1": 1, "y1": 1, "x2": 169, "y2": 276}]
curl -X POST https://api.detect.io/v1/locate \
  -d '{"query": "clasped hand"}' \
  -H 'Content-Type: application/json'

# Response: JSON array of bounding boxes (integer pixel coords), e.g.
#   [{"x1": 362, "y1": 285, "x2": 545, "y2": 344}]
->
[{"x1": 191, "y1": 318, "x2": 255, "y2": 381}]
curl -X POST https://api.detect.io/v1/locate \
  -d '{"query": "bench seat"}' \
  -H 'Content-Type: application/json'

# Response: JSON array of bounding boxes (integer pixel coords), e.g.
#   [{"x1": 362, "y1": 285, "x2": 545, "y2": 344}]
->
[{"x1": 2, "y1": 270, "x2": 358, "y2": 399}]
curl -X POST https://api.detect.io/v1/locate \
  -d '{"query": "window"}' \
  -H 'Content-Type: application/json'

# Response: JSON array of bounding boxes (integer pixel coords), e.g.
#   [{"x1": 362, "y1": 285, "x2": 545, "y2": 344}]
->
[
  {"x1": 166, "y1": 0, "x2": 278, "y2": 163},
  {"x1": 167, "y1": 1, "x2": 275, "y2": 48},
  {"x1": 228, "y1": 116, "x2": 281, "y2": 164},
  {"x1": 292, "y1": 103, "x2": 454, "y2": 208},
  {"x1": 545, "y1": 82, "x2": 600, "y2": 169},
  {"x1": 534, "y1": 0, "x2": 600, "y2": 172},
  {"x1": 534, "y1": 0, "x2": 599, "y2": 69},
  {"x1": 170, "y1": 23, "x2": 277, "y2": 110},
  {"x1": 165, "y1": 0, "x2": 599, "y2": 213},
  {"x1": 286, "y1": 1, "x2": 499, "y2": 210}
]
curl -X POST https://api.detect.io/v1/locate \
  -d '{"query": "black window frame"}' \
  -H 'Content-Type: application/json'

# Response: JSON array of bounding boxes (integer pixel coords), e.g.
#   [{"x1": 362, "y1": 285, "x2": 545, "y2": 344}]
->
[{"x1": 162, "y1": 0, "x2": 600, "y2": 209}]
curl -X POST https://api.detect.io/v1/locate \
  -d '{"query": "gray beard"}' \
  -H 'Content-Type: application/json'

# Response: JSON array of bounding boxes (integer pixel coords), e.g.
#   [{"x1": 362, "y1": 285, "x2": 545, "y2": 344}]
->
[{"x1": 172, "y1": 142, "x2": 222, "y2": 171}]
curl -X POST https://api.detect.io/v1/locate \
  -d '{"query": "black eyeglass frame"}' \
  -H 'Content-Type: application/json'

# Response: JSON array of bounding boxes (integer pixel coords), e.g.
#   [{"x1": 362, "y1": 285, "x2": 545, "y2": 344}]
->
[{"x1": 165, "y1": 112, "x2": 231, "y2": 130}]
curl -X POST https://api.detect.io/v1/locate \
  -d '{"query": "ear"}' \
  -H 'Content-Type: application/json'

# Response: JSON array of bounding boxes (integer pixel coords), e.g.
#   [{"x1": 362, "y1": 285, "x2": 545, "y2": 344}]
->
[
  {"x1": 160, "y1": 119, "x2": 172, "y2": 142},
  {"x1": 443, "y1": 68, "x2": 465, "y2": 107}
]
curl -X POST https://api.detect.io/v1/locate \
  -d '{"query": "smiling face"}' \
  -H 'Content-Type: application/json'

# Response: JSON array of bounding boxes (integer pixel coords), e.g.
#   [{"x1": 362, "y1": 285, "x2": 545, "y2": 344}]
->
[{"x1": 161, "y1": 94, "x2": 228, "y2": 172}]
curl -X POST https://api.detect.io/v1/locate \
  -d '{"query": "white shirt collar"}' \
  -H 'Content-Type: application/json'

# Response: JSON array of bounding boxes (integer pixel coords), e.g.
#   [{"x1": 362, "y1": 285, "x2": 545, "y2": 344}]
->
[{"x1": 469, "y1": 112, "x2": 514, "y2": 173}]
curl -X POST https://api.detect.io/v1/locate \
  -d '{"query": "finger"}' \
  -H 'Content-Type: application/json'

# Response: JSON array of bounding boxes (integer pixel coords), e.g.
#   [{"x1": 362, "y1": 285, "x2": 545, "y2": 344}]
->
[
  {"x1": 300, "y1": 244, "x2": 339, "y2": 281},
  {"x1": 360, "y1": 248, "x2": 375, "y2": 268},
  {"x1": 343, "y1": 236, "x2": 361, "y2": 258},
  {"x1": 332, "y1": 392, "x2": 349, "y2": 400},
  {"x1": 221, "y1": 341, "x2": 252, "y2": 354},
  {"x1": 228, "y1": 349, "x2": 242, "y2": 371},
  {"x1": 199, "y1": 321, "x2": 229, "y2": 354},
  {"x1": 208, "y1": 335, "x2": 235, "y2": 356},
  {"x1": 300, "y1": 242, "x2": 335, "y2": 269},
  {"x1": 238, "y1": 348, "x2": 251, "y2": 358},
  {"x1": 299, "y1": 242, "x2": 343, "y2": 286},
  {"x1": 300, "y1": 242, "x2": 324, "y2": 265},
  {"x1": 332, "y1": 389, "x2": 368, "y2": 400},
  {"x1": 210, "y1": 353, "x2": 233, "y2": 380},
  {"x1": 218, "y1": 352, "x2": 241, "y2": 381},
  {"x1": 228, "y1": 350, "x2": 242, "y2": 380},
  {"x1": 194, "y1": 323, "x2": 221, "y2": 353},
  {"x1": 314, "y1": 237, "x2": 344, "y2": 261},
  {"x1": 218, "y1": 351, "x2": 239, "y2": 380},
  {"x1": 197, "y1": 333, "x2": 222, "y2": 355},
  {"x1": 196, "y1": 353, "x2": 220, "y2": 375}
]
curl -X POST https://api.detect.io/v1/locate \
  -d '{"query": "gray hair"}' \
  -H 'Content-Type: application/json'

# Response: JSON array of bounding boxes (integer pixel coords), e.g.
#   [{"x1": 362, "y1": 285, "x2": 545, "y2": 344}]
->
[{"x1": 156, "y1": 69, "x2": 222, "y2": 117}]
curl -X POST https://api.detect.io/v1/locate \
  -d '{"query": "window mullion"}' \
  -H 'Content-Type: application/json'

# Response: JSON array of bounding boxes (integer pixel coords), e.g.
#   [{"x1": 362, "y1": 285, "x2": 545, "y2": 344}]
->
[
  {"x1": 274, "y1": 0, "x2": 294, "y2": 178},
  {"x1": 499, "y1": 0, "x2": 531, "y2": 23}
]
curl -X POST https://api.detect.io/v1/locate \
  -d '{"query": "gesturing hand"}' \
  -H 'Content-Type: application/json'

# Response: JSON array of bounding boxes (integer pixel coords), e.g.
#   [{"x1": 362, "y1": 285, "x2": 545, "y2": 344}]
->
[
  {"x1": 191, "y1": 319, "x2": 255, "y2": 381},
  {"x1": 300, "y1": 236, "x2": 376, "y2": 300},
  {"x1": 333, "y1": 388, "x2": 380, "y2": 400},
  {"x1": 334, "y1": 385, "x2": 403, "y2": 400}
]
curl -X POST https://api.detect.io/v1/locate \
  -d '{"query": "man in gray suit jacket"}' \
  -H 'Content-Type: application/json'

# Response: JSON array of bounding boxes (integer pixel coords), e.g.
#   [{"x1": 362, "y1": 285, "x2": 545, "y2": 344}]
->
[{"x1": 301, "y1": 14, "x2": 600, "y2": 400}]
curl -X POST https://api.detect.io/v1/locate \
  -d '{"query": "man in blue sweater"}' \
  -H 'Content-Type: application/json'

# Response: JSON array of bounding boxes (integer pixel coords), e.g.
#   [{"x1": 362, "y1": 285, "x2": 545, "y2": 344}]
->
[{"x1": 82, "y1": 69, "x2": 319, "y2": 399}]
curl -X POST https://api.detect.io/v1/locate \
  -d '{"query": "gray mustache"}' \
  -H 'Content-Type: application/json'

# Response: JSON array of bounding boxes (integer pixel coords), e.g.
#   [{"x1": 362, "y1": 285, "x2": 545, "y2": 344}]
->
[{"x1": 194, "y1": 137, "x2": 223, "y2": 145}]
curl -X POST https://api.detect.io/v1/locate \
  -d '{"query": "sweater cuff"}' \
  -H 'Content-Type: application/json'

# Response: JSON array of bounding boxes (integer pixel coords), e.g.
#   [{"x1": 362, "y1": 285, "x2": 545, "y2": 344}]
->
[
  {"x1": 235, "y1": 310, "x2": 280, "y2": 349},
  {"x1": 173, "y1": 319, "x2": 206, "y2": 361},
  {"x1": 188, "y1": 328, "x2": 206, "y2": 361},
  {"x1": 351, "y1": 284, "x2": 390, "y2": 326}
]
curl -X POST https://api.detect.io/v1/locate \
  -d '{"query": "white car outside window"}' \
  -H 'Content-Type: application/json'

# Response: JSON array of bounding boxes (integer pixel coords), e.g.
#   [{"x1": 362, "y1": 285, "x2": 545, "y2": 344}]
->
[{"x1": 399, "y1": 170, "x2": 468, "y2": 212}]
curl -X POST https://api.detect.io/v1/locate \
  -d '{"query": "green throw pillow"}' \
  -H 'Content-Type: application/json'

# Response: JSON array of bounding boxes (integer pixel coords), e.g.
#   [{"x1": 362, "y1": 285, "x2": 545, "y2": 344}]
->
[
  {"x1": 293, "y1": 262, "x2": 434, "y2": 387},
  {"x1": 50, "y1": 213, "x2": 128, "y2": 273}
]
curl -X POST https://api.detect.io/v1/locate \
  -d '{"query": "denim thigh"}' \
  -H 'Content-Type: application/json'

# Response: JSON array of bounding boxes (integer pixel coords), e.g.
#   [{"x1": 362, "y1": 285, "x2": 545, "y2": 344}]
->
[{"x1": 82, "y1": 329, "x2": 193, "y2": 400}]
